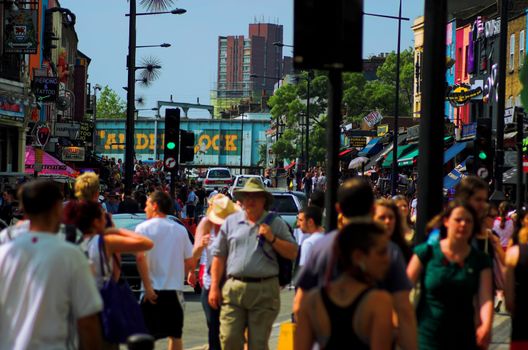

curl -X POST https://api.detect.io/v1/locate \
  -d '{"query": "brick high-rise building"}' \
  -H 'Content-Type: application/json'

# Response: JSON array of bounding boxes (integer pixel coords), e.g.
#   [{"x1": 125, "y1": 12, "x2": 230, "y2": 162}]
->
[{"x1": 213, "y1": 23, "x2": 289, "y2": 117}]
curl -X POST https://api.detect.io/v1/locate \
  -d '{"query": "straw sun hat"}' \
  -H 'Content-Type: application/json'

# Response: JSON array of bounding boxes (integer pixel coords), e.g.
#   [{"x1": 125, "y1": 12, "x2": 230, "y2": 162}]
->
[{"x1": 206, "y1": 194, "x2": 241, "y2": 225}]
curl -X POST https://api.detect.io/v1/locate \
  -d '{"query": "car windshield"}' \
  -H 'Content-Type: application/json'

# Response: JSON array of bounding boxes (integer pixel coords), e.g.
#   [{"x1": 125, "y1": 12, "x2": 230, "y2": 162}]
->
[
  {"x1": 208, "y1": 170, "x2": 231, "y2": 178},
  {"x1": 236, "y1": 177, "x2": 262, "y2": 187},
  {"x1": 270, "y1": 195, "x2": 298, "y2": 214},
  {"x1": 111, "y1": 214, "x2": 147, "y2": 230}
]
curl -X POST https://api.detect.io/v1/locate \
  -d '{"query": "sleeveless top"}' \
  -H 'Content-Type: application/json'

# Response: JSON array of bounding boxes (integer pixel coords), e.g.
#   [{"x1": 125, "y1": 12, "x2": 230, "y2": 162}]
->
[
  {"x1": 512, "y1": 244, "x2": 528, "y2": 340},
  {"x1": 80, "y1": 235, "x2": 113, "y2": 290},
  {"x1": 318, "y1": 287, "x2": 371, "y2": 350}
]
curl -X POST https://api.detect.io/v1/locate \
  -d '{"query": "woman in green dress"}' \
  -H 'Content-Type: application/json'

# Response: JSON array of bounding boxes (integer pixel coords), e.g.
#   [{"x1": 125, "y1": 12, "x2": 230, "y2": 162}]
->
[{"x1": 407, "y1": 202, "x2": 493, "y2": 350}]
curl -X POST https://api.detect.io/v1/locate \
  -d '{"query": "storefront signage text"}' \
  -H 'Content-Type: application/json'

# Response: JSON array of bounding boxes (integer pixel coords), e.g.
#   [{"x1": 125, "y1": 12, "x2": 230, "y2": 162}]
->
[{"x1": 446, "y1": 83, "x2": 483, "y2": 107}]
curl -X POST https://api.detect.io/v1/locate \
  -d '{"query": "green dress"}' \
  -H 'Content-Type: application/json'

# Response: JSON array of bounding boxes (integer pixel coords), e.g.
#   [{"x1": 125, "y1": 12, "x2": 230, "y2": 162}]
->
[{"x1": 414, "y1": 241, "x2": 492, "y2": 350}]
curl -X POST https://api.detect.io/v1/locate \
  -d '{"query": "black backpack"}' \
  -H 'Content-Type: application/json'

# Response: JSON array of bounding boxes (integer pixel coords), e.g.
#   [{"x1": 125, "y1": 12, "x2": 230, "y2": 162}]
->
[{"x1": 262, "y1": 213, "x2": 296, "y2": 287}]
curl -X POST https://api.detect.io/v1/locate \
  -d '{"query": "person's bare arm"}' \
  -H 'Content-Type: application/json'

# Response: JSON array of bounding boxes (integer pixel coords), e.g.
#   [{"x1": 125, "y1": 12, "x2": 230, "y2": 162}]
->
[
  {"x1": 104, "y1": 228, "x2": 154, "y2": 254},
  {"x1": 367, "y1": 291, "x2": 394, "y2": 350},
  {"x1": 294, "y1": 292, "x2": 316, "y2": 350},
  {"x1": 476, "y1": 268, "x2": 493, "y2": 349},
  {"x1": 406, "y1": 254, "x2": 422, "y2": 286},
  {"x1": 259, "y1": 223, "x2": 298, "y2": 260},
  {"x1": 292, "y1": 288, "x2": 305, "y2": 321},
  {"x1": 208, "y1": 255, "x2": 226, "y2": 309},
  {"x1": 136, "y1": 251, "x2": 157, "y2": 304},
  {"x1": 504, "y1": 245, "x2": 519, "y2": 313},
  {"x1": 392, "y1": 290, "x2": 418, "y2": 350},
  {"x1": 77, "y1": 313, "x2": 102, "y2": 350},
  {"x1": 192, "y1": 218, "x2": 212, "y2": 260}
]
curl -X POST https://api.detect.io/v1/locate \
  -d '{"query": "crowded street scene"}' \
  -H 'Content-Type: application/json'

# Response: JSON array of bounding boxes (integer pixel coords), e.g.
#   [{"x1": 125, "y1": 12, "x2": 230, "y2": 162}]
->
[{"x1": 2, "y1": 0, "x2": 528, "y2": 349}]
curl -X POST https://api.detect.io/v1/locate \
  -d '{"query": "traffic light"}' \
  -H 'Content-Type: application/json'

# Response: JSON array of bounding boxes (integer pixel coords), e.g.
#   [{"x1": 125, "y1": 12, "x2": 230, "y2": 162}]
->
[
  {"x1": 180, "y1": 130, "x2": 195, "y2": 163},
  {"x1": 164, "y1": 108, "x2": 180, "y2": 168},
  {"x1": 474, "y1": 118, "x2": 493, "y2": 180}
]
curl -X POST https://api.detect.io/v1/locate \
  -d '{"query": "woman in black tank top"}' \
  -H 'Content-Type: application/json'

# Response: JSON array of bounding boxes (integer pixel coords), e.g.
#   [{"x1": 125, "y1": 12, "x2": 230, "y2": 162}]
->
[
  {"x1": 505, "y1": 241, "x2": 528, "y2": 349},
  {"x1": 295, "y1": 221, "x2": 394, "y2": 350}
]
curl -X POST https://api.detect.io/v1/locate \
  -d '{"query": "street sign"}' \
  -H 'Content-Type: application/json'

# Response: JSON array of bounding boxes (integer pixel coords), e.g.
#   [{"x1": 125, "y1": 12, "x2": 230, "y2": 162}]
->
[
  {"x1": 524, "y1": 156, "x2": 528, "y2": 173},
  {"x1": 165, "y1": 157, "x2": 176, "y2": 169},
  {"x1": 350, "y1": 137, "x2": 367, "y2": 148}
]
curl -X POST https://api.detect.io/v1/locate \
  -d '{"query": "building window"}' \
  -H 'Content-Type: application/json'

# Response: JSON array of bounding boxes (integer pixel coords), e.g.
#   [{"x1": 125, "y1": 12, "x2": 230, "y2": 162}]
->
[
  {"x1": 510, "y1": 33, "x2": 515, "y2": 72},
  {"x1": 243, "y1": 73, "x2": 250, "y2": 80},
  {"x1": 520, "y1": 30, "x2": 525, "y2": 67},
  {"x1": 243, "y1": 56, "x2": 250, "y2": 64},
  {"x1": 219, "y1": 73, "x2": 226, "y2": 81}
]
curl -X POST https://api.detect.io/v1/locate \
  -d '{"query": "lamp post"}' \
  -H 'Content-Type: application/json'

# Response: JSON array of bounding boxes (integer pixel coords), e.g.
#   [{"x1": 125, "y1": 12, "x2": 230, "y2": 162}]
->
[
  {"x1": 92, "y1": 84, "x2": 102, "y2": 150},
  {"x1": 391, "y1": 0, "x2": 403, "y2": 196},
  {"x1": 124, "y1": 2, "x2": 186, "y2": 192}
]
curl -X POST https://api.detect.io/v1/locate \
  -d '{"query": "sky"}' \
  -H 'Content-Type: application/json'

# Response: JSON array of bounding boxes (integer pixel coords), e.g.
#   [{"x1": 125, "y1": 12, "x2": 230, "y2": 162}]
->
[{"x1": 59, "y1": 0, "x2": 425, "y2": 117}]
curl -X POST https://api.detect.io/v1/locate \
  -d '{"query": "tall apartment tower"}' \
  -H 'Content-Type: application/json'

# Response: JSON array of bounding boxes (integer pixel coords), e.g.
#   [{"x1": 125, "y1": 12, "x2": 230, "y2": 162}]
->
[{"x1": 216, "y1": 23, "x2": 285, "y2": 107}]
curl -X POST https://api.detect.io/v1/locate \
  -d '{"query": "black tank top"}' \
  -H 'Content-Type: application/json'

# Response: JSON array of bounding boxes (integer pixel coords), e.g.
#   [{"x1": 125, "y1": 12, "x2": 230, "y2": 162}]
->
[
  {"x1": 513, "y1": 244, "x2": 528, "y2": 340},
  {"x1": 320, "y1": 287, "x2": 371, "y2": 350}
]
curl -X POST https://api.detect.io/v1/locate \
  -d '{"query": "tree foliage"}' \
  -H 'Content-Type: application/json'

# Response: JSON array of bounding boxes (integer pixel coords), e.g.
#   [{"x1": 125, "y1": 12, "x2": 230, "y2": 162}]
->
[
  {"x1": 267, "y1": 48, "x2": 415, "y2": 165},
  {"x1": 96, "y1": 86, "x2": 126, "y2": 119}
]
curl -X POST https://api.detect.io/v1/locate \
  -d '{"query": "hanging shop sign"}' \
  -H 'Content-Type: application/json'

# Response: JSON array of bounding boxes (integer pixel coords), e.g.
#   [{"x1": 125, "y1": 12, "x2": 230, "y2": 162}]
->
[
  {"x1": 377, "y1": 124, "x2": 389, "y2": 137},
  {"x1": 461, "y1": 122, "x2": 477, "y2": 139},
  {"x1": 79, "y1": 121, "x2": 94, "y2": 142},
  {"x1": 350, "y1": 137, "x2": 367, "y2": 148},
  {"x1": 62, "y1": 147, "x2": 85, "y2": 162},
  {"x1": 34, "y1": 123, "x2": 51, "y2": 147},
  {"x1": 363, "y1": 111, "x2": 383, "y2": 128},
  {"x1": 32, "y1": 76, "x2": 59, "y2": 102},
  {"x1": 55, "y1": 122, "x2": 80, "y2": 138},
  {"x1": 446, "y1": 83, "x2": 483, "y2": 107},
  {"x1": 3, "y1": 8, "x2": 38, "y2": 54}
]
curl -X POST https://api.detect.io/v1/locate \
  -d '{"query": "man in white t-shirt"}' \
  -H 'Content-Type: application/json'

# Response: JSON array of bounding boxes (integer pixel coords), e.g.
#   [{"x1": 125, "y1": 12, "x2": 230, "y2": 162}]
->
[
  {"x1": 0, "y1": 180, "x2": 102, "y2": 350},
  {"x1": 136, "y1": 190, "x2": 194, "y2": 350},
  {"x1": 297, "y1": 206, "x2": 325, "y2": 267}
]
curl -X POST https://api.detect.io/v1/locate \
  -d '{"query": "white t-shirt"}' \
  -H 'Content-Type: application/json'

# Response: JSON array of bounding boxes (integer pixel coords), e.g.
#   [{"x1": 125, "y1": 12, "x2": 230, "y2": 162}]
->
[
  {"x1": 0, "y1": 232, "x2": 102, "y2": 350},
  {"x1": 299, "y1": 232, "x2": 325, "y2": 267},
  {"x1": 135, "y1": 217, "x2": 193, "y2": 291}
]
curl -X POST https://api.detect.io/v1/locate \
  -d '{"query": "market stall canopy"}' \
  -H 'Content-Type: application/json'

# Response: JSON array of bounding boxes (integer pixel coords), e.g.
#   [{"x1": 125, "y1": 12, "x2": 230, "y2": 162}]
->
[
  {"x1": 382, "y1": 144, "x2": 417, "y2": 168},
  {"x1": 358, "y1": 138, "x2": 383, "y2": 157},
  {"x1": 25, "y1": 146, "x2": 77, "y2": 177},
  {"x1": 348, "y1": 156, "x2": 369, "y2": 170},
  {"x1": 444, "y1": 141, "x2": 470, "y2": 164}
]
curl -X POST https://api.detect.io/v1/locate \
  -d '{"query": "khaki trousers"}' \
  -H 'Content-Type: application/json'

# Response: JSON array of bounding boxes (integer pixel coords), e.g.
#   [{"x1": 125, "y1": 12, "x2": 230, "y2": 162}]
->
[{"x1": 220, "y1": 277, "x2": 280, "y2": 350}]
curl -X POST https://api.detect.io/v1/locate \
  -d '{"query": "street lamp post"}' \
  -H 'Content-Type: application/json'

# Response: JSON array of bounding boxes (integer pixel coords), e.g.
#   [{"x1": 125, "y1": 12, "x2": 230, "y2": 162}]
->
[
  {"x1": 124, "y1": 3, "x2": 185, "y2": 192},
  {"x1": 92, "y1": 84, "x2": 102, "y2": 148},
  {"x1": 391, "y1": 0, "x2": 403, "y2": 196}
]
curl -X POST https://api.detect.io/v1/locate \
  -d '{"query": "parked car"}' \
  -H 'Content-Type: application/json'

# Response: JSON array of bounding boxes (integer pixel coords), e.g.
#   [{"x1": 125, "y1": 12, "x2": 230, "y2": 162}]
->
[
  {"x1": 203, "y1": 167, "x2": 233, "y2": 192},
  {"x1": 229, "y1": 174, "x2": 265, "y2": 197},
  {"x1": 268, "y1": 190, "x2": 307, "y2": 229},
  {"x1": 111, "y1": 213, "x2": 201, "y2": 296}
]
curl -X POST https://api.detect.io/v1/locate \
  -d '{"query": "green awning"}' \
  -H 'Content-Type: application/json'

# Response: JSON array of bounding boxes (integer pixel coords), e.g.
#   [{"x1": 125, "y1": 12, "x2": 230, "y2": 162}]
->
[
  {"x1": 382, "y1": 144, "x2": 417, "y2": 168},
  {"x1": 398, "y1": 148, "x2": 419, "y2": 167}
]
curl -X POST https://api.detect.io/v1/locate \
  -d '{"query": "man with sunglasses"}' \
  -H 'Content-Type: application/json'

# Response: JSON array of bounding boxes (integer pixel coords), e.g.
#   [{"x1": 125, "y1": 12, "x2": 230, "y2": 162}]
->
[{"x1": 208, "y1": 178, "x2": 298, "y2": 350}]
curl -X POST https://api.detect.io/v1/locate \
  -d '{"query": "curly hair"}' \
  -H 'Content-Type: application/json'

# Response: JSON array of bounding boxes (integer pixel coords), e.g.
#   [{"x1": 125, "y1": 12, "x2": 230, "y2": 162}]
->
[{"x1": 74, "y1": 172, "x2": 100, "y2": 201}]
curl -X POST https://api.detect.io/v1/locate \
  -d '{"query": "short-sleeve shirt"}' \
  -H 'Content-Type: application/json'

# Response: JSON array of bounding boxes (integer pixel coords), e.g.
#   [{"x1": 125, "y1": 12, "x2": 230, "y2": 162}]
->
[
  {"x1": 295, "y1": 230, "x2": 412, "y2": 293},
  {"x1": 136, "y1": 217, "x2": 193, "y2": 291},
  {"x1": 210, "y1": 211, "x2": 296, "y2": 278},
  {"x1": 414, "y1": 241, "x2": 492, "y2": 349},
  {"x1": 0, "y1": 232, "x2": 102, "y2": 350},
  {"x1": 299, "y1": 232, "x2": 324, "y2": 267}
]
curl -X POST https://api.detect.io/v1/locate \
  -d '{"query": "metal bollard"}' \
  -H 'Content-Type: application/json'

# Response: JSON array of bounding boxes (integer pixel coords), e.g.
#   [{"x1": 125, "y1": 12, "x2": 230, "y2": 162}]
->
[{"x1": 127, "y1": 334, "x2": 155, "y2": 350}]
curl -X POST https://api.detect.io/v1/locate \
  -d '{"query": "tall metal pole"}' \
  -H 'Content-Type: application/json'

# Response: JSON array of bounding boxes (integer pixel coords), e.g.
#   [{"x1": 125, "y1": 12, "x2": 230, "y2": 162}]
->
[
  {"x1": 325, "y1": 69, "x2": 342, "y2": 231},
  {"x1": 306, "y1": 72, "x2": 311, "y2": 169},
  {"x1": 416, "y1": 0, "x2": 446, "y2": 243},
  {"x1": 391, "y1": 0, "x2": 402, "y2": 196},
  {"x1": 516, "y1": 107, "x2": 524, "y2": 213},
  {"x1": 240, "y1": 114, "x2": 244, "y2": 174},
  {"x1": 125, "y1": 0, "x2": 137, "y2": 192},
  {"x1": 493, "y1": 0, "x2": 509, "y2": 198}
]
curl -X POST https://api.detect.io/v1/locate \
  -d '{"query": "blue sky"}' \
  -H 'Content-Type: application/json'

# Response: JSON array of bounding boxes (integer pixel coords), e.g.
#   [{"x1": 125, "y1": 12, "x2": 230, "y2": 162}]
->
[{"x1": 60, "y1": 0, "x2": 424, "y2": 117}]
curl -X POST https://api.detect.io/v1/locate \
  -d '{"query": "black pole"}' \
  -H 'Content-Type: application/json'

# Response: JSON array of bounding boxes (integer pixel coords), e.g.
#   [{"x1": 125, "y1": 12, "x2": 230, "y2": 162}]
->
[
  {"x1": 125, "y1": 0, "x2": 137, "y2": 192},
  {"x1": 391, "y1": 0, "x2": 403, "y2": 196},
  {"x1": 517, "y1": 107, "x2": 524, "y2": 213},
  {"x1": 306, "y1": 71, "x2": 312, "y2": 169},
  {"x1": 416, "y1": 0, "x2": 446, "y2": 243},
  {"x1": 240, "y1": 114, "x2": 244, "y2": 174},
  {"x1": 326, "y1": 69, "x2": 342, "y2": 231},
  {"x1": 493, "y1": 0, "x2": 509, "y2": 197}
]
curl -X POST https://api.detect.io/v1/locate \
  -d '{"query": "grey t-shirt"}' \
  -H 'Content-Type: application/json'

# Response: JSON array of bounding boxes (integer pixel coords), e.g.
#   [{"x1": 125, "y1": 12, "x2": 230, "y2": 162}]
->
[
  {"x1": 295, "y1": 230, "x2": 412, "y2": 293},
  {"x1": 210, "y1": 211, "x2": 297, "y2": 278}
]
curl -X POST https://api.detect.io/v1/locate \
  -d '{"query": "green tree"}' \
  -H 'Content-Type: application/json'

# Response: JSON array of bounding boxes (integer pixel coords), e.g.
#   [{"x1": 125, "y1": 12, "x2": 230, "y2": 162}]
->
[{"x1": 96, "y1": 86, "x2": 126, "y2": 119}]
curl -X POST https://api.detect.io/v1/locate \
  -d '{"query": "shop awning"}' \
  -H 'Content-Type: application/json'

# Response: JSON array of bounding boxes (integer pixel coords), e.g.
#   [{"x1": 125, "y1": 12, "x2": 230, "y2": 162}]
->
[
  {"x1": 397, "y1": 148, "x2": 419, "y2": 167},
  {"x1": 25, "y1": 146, "x2": 77, "y2": 177},
  {"x1": 339, "y1": 148, "x2": 354, "y2": 157},
  {"x1": 443, "y1": 142, "x2": 469, "y2": 164},
  {"x1": 358, "y1": 138, "x2": 383, "y2": 157},
  {"x1": 382, "y1": 144, "x2": 417, "y2": 168},
  {"x1": 443, "y1": 158, "x2": 469, "y2": 189}
]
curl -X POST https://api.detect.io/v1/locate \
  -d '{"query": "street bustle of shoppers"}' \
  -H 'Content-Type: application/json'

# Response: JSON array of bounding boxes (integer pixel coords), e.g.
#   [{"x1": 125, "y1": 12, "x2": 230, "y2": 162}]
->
[{"x1": 2, "y1": 0, "x2": 528, "y2": 349}]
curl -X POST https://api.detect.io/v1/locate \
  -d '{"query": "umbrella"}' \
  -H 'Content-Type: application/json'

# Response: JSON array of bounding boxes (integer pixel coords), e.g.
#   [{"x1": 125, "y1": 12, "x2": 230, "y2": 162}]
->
[{"x1": 348, "y1": 156, "x2": 369, "y2": 170}]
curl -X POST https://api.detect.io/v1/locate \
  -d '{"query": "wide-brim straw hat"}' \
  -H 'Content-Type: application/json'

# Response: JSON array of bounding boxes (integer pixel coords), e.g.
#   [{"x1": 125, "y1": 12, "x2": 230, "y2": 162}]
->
[
  {"x1": 233, "y1": 177, "x2": 274, "y2": 207},
  {"x1": 206, "y1": 193, "x2": 241, "y2": 225}
]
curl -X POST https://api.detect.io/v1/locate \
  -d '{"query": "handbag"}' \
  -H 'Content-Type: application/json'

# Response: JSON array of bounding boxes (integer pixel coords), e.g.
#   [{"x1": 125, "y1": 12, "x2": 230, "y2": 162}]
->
[{"x1": 98, "y1": 236, "x2": 148, "y2": 343}]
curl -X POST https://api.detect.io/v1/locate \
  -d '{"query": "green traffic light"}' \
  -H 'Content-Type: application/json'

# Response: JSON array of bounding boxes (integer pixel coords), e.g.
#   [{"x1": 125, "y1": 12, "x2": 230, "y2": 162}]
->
[
  {"x1": 478, "y1": 151, "x2": 487, "y2": 160},
  {"x1": 167, "y1": 142, "x2": 176, "y2": 150}
]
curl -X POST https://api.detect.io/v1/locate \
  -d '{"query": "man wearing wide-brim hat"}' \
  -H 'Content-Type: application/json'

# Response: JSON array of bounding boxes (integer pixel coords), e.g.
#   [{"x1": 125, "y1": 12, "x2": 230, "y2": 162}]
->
[{"x1": 208, "y1": 178, "x2": 298, "y2": 350}]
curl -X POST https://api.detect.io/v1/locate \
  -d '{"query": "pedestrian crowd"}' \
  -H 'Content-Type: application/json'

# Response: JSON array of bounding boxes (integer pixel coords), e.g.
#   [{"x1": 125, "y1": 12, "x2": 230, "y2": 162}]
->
[{"x1": 2, "y1": 170, "x2": 528, "y2": 350}]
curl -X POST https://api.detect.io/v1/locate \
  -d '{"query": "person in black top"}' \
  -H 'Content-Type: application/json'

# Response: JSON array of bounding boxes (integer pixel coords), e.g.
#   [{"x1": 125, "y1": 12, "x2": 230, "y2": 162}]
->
[
  {"x1": 118, "y1": 189, "x2": 140, "y2": 213},
  {"x1": 295, "y1": 221, "x2": 393, "y2": 350}
]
